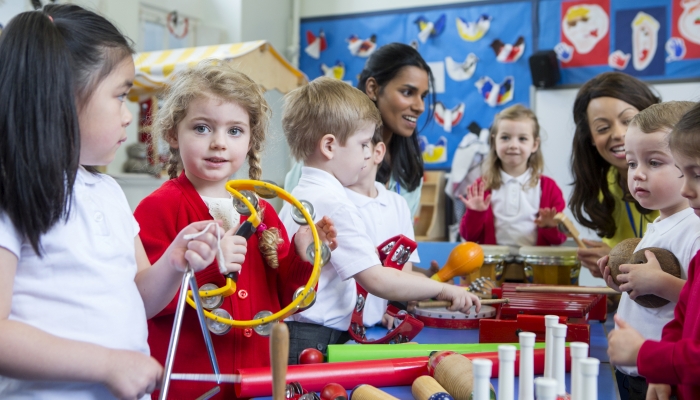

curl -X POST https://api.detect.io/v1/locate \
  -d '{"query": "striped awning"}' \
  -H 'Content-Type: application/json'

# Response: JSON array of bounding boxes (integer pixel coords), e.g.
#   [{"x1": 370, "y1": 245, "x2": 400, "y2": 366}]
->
[{"x1": 129, "y1": 40, "x2": 307, "y2": 101}]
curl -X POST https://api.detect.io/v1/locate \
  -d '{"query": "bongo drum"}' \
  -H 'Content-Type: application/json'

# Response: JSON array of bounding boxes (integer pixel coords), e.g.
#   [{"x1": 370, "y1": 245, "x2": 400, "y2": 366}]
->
[
  {"x1": 413, "y1": 305, "x2": 497, "y2": 329},
  {"x1": 461, "y1": 245, "x2": 511, "y2": 287},
  {"x1": 518, "y1": 246, "x2": 581, "y2": 285}
]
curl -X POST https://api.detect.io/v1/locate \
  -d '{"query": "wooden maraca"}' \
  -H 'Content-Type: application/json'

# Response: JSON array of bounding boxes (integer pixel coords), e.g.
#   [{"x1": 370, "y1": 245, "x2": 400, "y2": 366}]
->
[
  {"x1": 607, "y1": 240, "x2": 682, "y2": 308},
  {"x1": 431, "y1": 242, "x2": 484, "y2": 282},
  {"x1": 350, "y1": 384, "x2": 399, "y2": 400},
  {"x1": 428, "y1": 351, "x2": 473, "y2": 400},
  {"x1": 412, "y1": 376, "x2": 454, "y2": 400}
]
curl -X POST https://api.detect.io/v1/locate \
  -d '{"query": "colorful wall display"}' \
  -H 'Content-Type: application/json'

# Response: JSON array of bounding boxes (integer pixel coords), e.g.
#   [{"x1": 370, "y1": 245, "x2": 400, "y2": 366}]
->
[{"x1": 301, "y1": 0, "x2": 700, "y2": 170}]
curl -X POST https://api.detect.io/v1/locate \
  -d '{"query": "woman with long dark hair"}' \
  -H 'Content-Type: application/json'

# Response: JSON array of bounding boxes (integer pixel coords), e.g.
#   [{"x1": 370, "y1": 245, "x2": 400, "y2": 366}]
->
[
  {"x1": 285, "y1": 43, "x2": 434, "y2": 216},
  {"x1": 569, "y1": 72, "x2": 661, "y2": 275}
]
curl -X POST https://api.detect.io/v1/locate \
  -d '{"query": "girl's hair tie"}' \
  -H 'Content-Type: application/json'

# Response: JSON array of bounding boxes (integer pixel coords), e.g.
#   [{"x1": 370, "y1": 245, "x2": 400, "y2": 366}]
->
[{"x1": 257, "y1": 223, "x2": 267, "y2": 233}]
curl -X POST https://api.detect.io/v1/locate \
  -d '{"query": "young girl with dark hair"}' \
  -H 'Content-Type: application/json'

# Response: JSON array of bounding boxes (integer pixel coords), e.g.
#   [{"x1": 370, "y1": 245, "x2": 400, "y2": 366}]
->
[
  {"x1": 0, "y1": 5, "x2": 220, "y2": 398},
  {"x1": 569, "y1": 72, "x2": 661, "y2": 275},
  {"x1": 285, "y1": 42, "x2": 433, "y2": 217}
]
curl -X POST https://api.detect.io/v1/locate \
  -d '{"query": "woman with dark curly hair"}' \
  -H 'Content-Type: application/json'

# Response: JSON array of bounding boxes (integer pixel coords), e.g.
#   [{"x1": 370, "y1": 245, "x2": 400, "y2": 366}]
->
[{"x1": 569, "y1": 72, "x2": 661, "y2": 276}]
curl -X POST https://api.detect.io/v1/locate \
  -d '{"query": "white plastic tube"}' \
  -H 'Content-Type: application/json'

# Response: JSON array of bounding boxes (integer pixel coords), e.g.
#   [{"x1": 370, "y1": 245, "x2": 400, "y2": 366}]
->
[
  {"x1": 552, "y1": 323, "x2": 568, "y2": 396},
  {"x1": 518, "y1": 332, "x2": 536, "y2": 400},
  {"x1": 472, "y1": 358, "x2": 493, "y2": 400},
  {"x1": 498, "y1": 345, "x2": 516, "y2": 400},
  {"x1": 534, "y1": 377, "x2": 557, "y2": 400},
  {"x1": 580, "y1": 358, "x2": 600, "y2": 400},
  {"x1": 570, "y1": 342, "x2": 589, "y2": 400},
  {"x1": 544, "y1": 315, "x2": 559, "y2": 378}
]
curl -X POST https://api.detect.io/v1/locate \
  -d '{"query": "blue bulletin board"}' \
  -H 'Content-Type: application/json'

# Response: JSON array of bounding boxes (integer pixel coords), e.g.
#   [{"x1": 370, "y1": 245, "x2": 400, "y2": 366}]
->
[{"x1": 300, "y1": 0, "x2": 700, "y2": 170}]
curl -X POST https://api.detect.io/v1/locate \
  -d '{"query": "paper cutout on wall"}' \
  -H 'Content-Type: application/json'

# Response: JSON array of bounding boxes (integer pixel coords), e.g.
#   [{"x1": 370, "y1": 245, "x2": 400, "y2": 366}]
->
[
  {"x1": 427, "y1": 61, "x2": 446, "y2": 94},
  {"x1": 321, "y1": 61, "x2": 345, "y2": 80},
  {"x1": 554, "y1": 42, "x2": 574, "y2": 62},
  {"x1": 475, "y1": 76, "x2": 514, "y2": 107},
  {"x1": 560, "y1": 0, "x2": 610, "y2": 67},
  {"x1": 347, "y1": 34, "x2": 377, "y2": 57},
  {"x1": 608, "y1": 50, "x2": 630, "y2": 69},
  {"x1": 415, "y1": 14, "x2": 446, "y2": 43},
  {"x1": 445, "y1": 53, "x2": 478, "y2": 81},
  {"x1": 419, "y1": 135, "x2": 448, "y2": 164},
  {"x1": 673, "y1": 0, "x2": 700, "y2": 59},
  {"x1": 666, "y1": 37, "x2": 687, "y2": 62},
  {"x1": 615, "y1": 7, "x2": 665, "y2": 77},
  {"x1": 305, "y1": 29, "x2": 327, "y2": 59},
  {"x1": 491, "y1": 36, "x2": 525, "y2": 63},
  {"x1": 434, "y1": 102, "x2": 465, "y2": 132},
  {"x1": 456, "y1": 15, "x2": 492, "y2": 42}
]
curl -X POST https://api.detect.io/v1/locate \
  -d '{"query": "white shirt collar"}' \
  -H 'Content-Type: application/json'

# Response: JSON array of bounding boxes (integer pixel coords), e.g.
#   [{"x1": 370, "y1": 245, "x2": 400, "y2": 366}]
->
[
  {"x1": 300, "y1": 166, "x2": 346, "y2": 196},
  {"x1": 499, "y1": 168, "x2": 532, "y2": 185},
  {"x1": 647, "y1": 207, "x2": 695, "y2": 236}
]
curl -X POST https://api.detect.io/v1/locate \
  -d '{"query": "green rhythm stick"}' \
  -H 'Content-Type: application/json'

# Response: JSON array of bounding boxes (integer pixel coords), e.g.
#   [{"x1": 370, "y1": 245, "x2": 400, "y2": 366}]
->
[{"x1": 327, "y1": 342, "x2": 553, "y2": 363}]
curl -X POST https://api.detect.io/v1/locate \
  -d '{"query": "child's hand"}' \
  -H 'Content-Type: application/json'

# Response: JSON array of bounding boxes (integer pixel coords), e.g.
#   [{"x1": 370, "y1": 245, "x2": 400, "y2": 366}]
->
[
  {"x1": 617, "y1": 250, "x2": 663, "y2": 299},
  {"x1": 220, "y1": 223, "x2": 248, "y2": 274},
  {"x1": 535, "y1": 207, "x2": 558, "y2": 228},
  {"x1": 458, "y1": 181, "x2": 491, "y2": 212},
  {"x1": 167, "y1": 221, "x2": 220, "y2": 273},
  {"x1": 597, "y1": 255, "x2": 622, "y2": 292},
  {"x1": 435, "y1": 284, "x2": 481, "y2": 314},
  {"x1": 646, "y1": 383, "x2": 672, "y2": 400},
  {"x1": 607, "y1": 314, "x2": 645, "y2": 366},
  {"x1": 381, "y1": 313, "x2": 395, "y2": 329},
  {"x1": 103, "y1": 349, "x2": 162, "y2": 399},
  {"x1": 295, "y1": 216, "x2": 338, "y2": 263}
]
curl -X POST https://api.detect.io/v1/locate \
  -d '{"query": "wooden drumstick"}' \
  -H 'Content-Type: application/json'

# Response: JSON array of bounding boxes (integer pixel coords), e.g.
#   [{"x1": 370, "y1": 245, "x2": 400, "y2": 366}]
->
[
  {"x1": 350, "y1": 384, "x2": 400, "y2": 400},
  {"x1": 554, "y1": 212, "x2": 587, "y2": 249},
  {"x1": 515, "y1": 286, "x2": 618, "y2": 295},
  {"x1": 416, "y1": 298, "x2": 509, "y2": 308},
  {"x1": 270, "y1": 322, "x2": 289, "y2": 400},
  {"x1": 412, "y1": 376, "x2": 454, "y2": 400},
  {"x1": 429, "y1": 351, "x2": 474, "y2": 400}
]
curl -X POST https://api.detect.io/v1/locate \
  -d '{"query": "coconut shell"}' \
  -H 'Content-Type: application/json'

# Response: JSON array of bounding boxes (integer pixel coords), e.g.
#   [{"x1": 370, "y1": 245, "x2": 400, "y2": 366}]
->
[
  {"x1": 607, "y1": 238, "x2": 642, "y2": 286},
  {"x1": 629, "y1": 247, "x2": 682, "y2": 308}
]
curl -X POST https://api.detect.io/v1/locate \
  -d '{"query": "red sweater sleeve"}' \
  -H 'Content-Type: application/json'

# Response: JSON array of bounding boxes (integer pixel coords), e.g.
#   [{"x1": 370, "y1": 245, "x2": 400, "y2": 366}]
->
[
  {"x1": 637, "y1": 253, "x2": 699, "y2": 385},
  {"x1": 536, "y1": 176, "x2": 567, "y2": 246}
]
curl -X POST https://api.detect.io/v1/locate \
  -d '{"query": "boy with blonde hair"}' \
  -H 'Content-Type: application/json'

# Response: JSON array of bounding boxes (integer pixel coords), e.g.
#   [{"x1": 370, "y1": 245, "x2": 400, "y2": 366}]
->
[
  {"x1": 600, "y1": 101, "x2": 700, "y2": 400},
  {"x1": 280, "y1": 77, "x2": 480, "y2": 363}
]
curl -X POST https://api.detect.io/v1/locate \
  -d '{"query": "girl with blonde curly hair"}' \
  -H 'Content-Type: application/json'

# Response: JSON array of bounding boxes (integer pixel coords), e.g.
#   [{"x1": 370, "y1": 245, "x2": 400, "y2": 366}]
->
[{"x1": 134, "y1": 61, "x2": 336, "y2": 399}]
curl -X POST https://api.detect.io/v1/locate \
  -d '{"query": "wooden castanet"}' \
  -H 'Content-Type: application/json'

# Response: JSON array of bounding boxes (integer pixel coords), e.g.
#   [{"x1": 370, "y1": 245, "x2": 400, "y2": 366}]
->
[
  {"x1": 429, "y1": 351, "x2": 474, "y2": 400},
  {"x1": 515, "y1": 286, "x2": 618, "y2": 295},
  {"x1": 416, "y1": 298, "x2": 510, "y2": 308},
  {"x1": 412, "y1": 376, "x2": 454, "y2": 400},
  {"x1": 350, "y1": 384, "x2": 400, "y2": 400},
  {"x1": 271, "y1": 323, "x2": 289, "y2": 400}
]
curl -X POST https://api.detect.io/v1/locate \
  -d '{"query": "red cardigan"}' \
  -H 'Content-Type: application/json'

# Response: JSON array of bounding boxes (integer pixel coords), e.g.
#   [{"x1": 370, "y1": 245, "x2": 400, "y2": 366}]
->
[
  {"x1": 637, "y1": 251, "x2": 700, "y2": 399},
  {"x1": 134, "y1": 173, "x2": 313, "y2": 399},
  {"x1": 459, "y1": 175, "x2": 567, "y2": 246}
]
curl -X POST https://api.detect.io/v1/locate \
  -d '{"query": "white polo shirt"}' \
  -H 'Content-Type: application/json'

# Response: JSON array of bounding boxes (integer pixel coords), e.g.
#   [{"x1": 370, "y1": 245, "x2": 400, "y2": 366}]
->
[
  {"x1": 491, "y1": 169, "x2": 540, "y2": 248},
  {"x1": 280, "y1": 167, "x2": 381, "y2": 330},
  {"x1": 345, "y1": 182, "x2": 420, "y2": 326},
  {"x1": 0, "y1": 168, "x2": 149, "y2": 399},
  {"x1": 616, "y1": 207, "x2": 700, "y2": 376}
]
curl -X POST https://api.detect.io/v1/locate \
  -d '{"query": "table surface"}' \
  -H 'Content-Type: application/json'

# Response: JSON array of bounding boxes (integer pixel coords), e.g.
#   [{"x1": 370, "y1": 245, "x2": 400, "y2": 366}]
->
[{"x1": 255, "y1": 315, "x2": 619, "y2": 400}]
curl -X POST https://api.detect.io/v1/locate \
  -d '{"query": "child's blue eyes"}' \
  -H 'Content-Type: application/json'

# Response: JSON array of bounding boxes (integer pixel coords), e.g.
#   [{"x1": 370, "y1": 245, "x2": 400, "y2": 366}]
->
[
  {"x1": 117, "y1": 93, "x2": 127, "y2": 102},
  {"x1": 194, "y1": 125, "x2": 244, "y2": 136}
]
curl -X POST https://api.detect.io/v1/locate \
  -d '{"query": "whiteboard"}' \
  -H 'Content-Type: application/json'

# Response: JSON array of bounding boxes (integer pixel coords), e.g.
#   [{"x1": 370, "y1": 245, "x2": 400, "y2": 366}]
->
[{"x1": 533, "y1": 81, "x2": 700, "y2": 285}]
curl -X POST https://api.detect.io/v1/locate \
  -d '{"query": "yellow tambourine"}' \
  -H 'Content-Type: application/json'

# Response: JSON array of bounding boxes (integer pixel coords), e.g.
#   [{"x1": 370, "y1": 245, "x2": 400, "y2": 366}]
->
[{"x1": 185, "y1": 179, "x2": 323, "y2": 330}]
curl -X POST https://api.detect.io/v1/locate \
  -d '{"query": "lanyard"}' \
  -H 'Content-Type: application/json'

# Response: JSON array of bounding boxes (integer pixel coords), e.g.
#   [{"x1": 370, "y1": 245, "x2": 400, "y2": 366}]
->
[
  {"x1": 624, "y1": 202, "x2": 644, "y2": 238},
  {"x1": 395, "y1": 183, "x2": 401, "y2": 195}
]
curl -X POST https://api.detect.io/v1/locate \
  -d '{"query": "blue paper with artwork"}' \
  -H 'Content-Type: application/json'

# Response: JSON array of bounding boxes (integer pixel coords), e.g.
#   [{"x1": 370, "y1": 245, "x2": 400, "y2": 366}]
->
[
  {"x1": 300, "y1": 0, "x2": 700, "y2": 170},
  {"x1": 300, "y1": 2, "x2": 534, "y2": 170}
]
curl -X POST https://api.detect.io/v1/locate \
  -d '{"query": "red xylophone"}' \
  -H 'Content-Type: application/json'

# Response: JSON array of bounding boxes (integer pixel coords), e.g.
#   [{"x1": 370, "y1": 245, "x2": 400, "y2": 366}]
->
[{"x1": 479, "y1": 283, "x2": 607, "y2": 345}]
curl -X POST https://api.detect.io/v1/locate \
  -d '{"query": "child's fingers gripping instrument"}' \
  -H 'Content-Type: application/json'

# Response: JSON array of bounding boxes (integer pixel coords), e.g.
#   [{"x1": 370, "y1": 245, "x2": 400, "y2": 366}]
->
[
  {"x1": 186, "y1": 179, "x2": 329, "y2": 330},
  {"x1": 160, "y1": 180, "x2": 328, "y2": 399}
]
